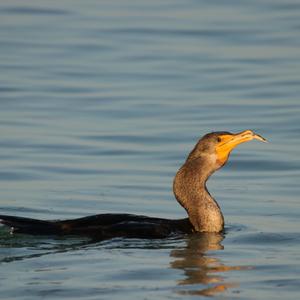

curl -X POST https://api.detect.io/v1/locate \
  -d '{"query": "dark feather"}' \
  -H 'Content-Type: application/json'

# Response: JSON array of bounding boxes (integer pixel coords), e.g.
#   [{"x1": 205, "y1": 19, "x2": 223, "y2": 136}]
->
[{"x1": 0, "y1": 214, "x2": 193, "y2": 240}]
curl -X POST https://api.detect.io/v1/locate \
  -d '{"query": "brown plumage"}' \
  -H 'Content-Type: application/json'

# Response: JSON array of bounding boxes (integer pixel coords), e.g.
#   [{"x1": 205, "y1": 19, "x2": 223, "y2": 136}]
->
[{"x1": 0, "y1": 130, "x2": 266, "y2": 240}]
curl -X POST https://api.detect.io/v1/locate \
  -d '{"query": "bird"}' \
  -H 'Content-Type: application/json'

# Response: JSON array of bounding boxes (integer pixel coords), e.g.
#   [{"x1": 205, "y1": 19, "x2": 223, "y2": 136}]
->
[{"x1": 0, "y1": 130, "x2": 266, "y2": 240}]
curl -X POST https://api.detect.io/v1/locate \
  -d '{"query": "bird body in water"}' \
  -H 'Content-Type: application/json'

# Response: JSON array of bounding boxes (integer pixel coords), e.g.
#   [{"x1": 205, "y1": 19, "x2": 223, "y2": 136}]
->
[{"x1": 0, "y1": 130, "x2": 266, "y2": 240}]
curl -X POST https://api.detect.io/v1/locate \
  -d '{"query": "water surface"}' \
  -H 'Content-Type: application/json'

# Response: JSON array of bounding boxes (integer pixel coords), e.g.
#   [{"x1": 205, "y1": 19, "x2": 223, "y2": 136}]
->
[{"x1": 0, "y1": 0, "x2": 300, "y2": 299}]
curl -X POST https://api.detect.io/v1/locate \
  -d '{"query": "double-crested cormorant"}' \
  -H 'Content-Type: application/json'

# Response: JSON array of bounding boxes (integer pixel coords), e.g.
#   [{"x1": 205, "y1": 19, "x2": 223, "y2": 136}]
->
[{"x1": 0, "y1": 130, "x2": 266, "y2": 240}]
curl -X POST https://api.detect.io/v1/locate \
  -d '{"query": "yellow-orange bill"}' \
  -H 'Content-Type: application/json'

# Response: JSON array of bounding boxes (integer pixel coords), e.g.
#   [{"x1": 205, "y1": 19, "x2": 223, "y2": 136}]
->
[{"x1": 253, "y1": 133, "x2": 267, "y2": 143}]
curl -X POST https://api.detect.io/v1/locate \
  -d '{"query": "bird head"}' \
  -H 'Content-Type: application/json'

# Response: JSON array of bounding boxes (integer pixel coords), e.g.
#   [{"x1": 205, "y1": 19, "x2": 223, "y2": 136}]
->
[{"x1": 187, "y1": 130, "x2": 266, "y2": 169}]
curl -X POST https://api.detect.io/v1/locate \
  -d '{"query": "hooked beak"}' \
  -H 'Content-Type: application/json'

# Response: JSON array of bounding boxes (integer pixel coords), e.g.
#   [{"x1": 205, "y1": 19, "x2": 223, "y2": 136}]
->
[
  {"x1": 216, "y1": 130, "x2": 267, "y2": 165},
  {"x1": 225, "y1": 130, "x2": 267, "y2": 146}
]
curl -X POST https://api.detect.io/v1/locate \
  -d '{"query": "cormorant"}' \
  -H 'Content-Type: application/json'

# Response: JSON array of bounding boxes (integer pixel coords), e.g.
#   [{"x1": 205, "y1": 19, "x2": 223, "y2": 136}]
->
[{"x1": 0, "y1": 130, "x2": 266, "y2": 240}]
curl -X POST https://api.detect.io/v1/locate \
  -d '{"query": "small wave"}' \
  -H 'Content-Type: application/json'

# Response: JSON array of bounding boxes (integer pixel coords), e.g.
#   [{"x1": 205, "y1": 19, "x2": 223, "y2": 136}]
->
[{"x1": 230, "y1": 231, "x2": 300, "y2": 246}]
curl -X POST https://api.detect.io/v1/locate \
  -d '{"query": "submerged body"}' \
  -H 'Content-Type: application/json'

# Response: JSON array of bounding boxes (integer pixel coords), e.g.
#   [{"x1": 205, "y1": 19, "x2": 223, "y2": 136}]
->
[
  {"x1": 0, "y1": 213, "x2": 193, "y2": 239},
  {"x1": 0, "y1": 130, "x2": 266, "y2": 240}
]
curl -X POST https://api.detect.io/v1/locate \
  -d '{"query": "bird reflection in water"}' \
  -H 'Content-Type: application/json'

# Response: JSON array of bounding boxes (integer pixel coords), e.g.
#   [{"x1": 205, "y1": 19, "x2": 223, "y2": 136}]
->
[{"x1": 170, "y1": 233, "x2": 250, "y2": 296}]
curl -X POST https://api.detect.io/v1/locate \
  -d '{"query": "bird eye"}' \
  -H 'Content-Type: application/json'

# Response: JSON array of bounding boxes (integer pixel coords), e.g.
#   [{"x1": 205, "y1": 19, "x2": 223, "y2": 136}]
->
[{"x1": 217, "y1": 137, "x2": 222, "y2": 143}]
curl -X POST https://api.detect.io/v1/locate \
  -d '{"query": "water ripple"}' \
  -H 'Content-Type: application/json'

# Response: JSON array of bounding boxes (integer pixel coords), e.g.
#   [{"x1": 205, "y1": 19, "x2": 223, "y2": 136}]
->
[{"x1": 1, "y1": 6, "x2": 70, "y2": 16}]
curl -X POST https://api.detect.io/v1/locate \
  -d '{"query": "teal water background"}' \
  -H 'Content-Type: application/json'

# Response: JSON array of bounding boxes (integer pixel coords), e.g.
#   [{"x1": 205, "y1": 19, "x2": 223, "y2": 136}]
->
[{"x1": 0, "y1": 1, "x2": 300, "y2": 299}]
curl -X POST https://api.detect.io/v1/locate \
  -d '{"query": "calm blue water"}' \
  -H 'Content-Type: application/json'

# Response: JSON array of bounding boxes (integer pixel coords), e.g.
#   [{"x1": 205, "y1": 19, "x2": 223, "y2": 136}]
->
[{"x1": 0, "y1": 0, "x2": 300, "y2": 299}]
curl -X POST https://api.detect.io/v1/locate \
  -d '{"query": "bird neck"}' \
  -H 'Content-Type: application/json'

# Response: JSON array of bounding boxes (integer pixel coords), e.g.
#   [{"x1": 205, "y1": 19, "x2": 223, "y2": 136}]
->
[{"x1": 173, "y1": 156, "x2": 224, "y2": 232}]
